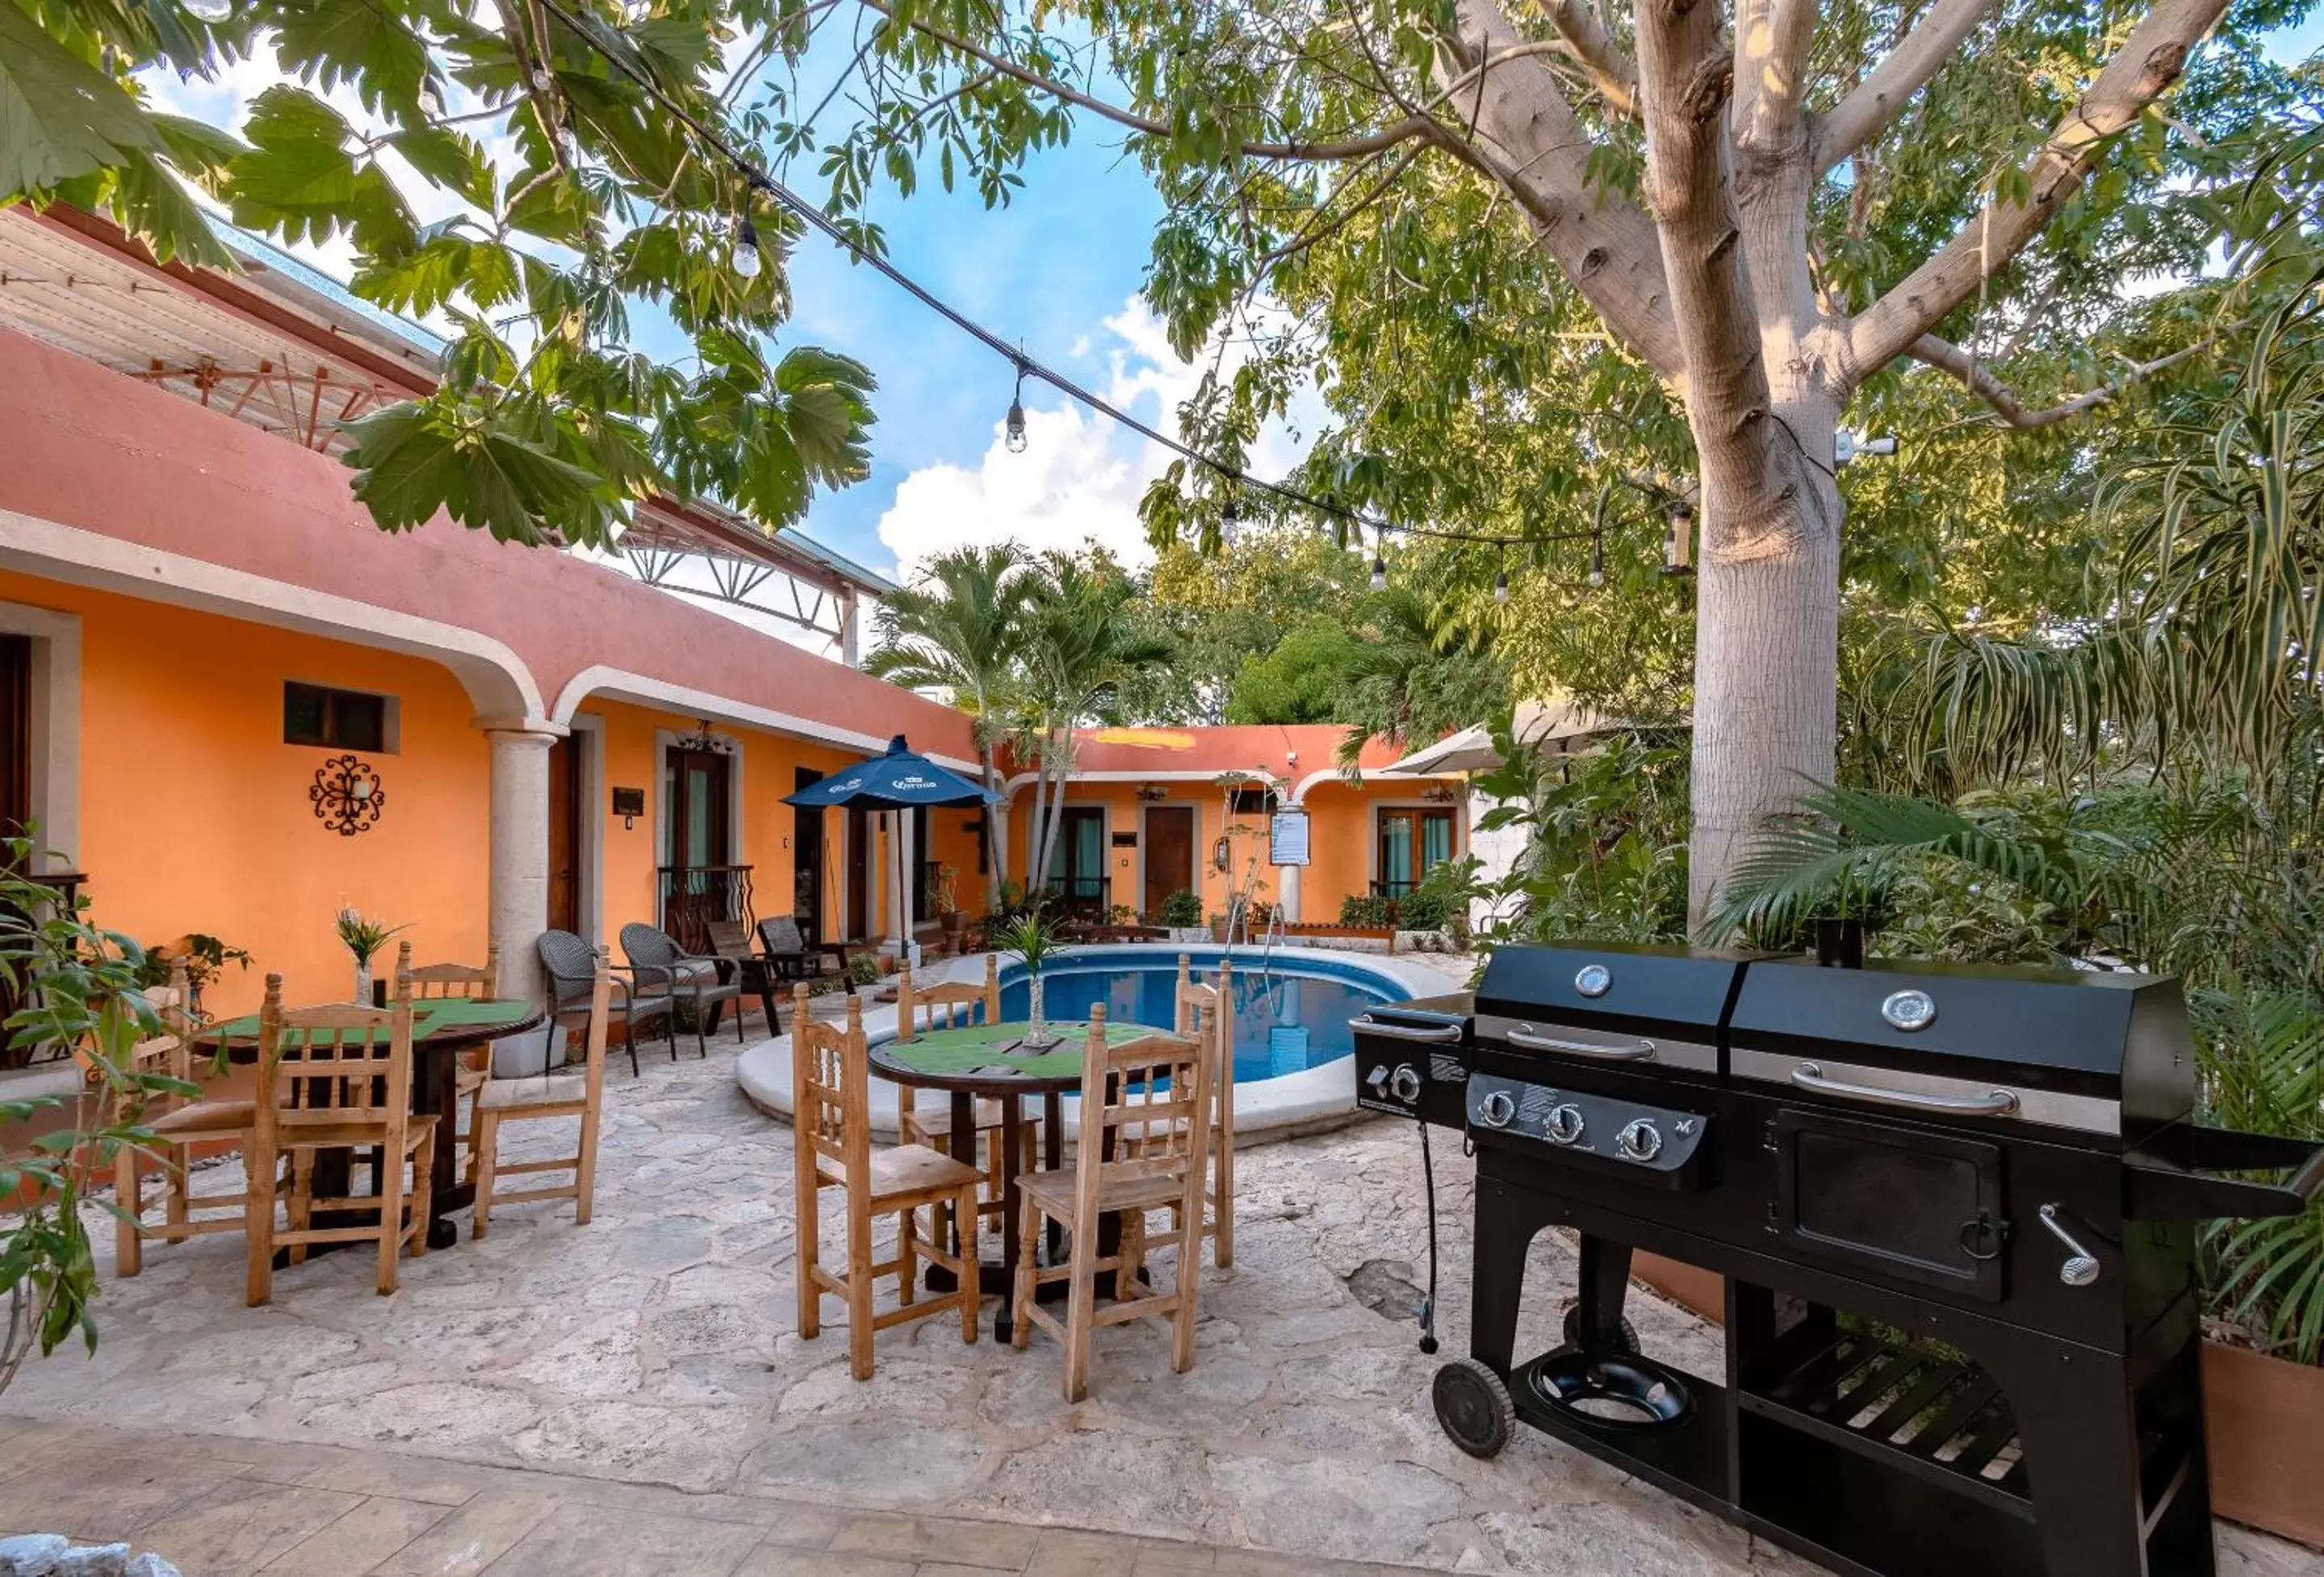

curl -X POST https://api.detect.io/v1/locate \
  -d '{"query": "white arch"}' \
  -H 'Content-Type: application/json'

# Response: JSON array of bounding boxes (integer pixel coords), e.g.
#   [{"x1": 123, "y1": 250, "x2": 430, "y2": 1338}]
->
[
  {"x1": 0, "y1": 509, "x2": 543, "y2": 718},
  {"x1": 551, "y1": 663, "x2": 982, "y2": 772}
]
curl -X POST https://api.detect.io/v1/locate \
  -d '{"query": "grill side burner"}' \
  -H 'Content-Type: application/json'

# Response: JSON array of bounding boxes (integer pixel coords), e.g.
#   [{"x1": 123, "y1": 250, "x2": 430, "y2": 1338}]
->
[{"x1": 1359, "y1": 943, "x2": 2324, "y2": 1577}]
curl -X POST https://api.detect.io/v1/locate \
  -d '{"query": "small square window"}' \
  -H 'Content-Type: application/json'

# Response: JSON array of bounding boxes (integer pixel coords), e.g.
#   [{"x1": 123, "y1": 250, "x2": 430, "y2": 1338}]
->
[{"x1": 286, "y1": 683, "x2": 392, "y2": 752}]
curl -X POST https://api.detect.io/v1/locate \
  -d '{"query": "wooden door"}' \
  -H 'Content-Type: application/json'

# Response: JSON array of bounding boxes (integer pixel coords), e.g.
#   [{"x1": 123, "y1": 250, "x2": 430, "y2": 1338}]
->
[
  {"x1": 1143, "y1": 805, "x2": 1193, "y2": 918},
  {"x1": 664, "y1": 747, "x2": 732, "y2": 870},
  {"x1": 794, "y1": 768, "x2": 825, "y2": 940},
  {"x1": 546, "y1": 733, "x2": 580, "y2": 935}
]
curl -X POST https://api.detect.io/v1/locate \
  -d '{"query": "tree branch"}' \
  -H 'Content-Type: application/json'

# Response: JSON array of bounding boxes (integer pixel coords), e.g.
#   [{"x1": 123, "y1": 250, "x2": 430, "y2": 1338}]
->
[
  {"x1": 1846, "y1": 0, "x2": 2229, "y2": 384},
  {"x1": 852, "y1": 0, "x2": 1438, "y2": 161},
  {"x1": 1443, "y1": 0, "x2": 1685, "y2": 377},
  {"x1": 1539, "y1": 0, "x2": 1639, "y2": 119},
  {"x1": 1733, "y1": 0, "x2": 1821, "y2": 157},
  {"x1": 1909, "y1": 330, "x2": 2218, "y2": 428},
  {"x1": 1812, "y1": 0, "x2": 1991, "y2": 175},
  {"x1": 1634, "y1": 0, "x2": 1800, "y2": 547}
]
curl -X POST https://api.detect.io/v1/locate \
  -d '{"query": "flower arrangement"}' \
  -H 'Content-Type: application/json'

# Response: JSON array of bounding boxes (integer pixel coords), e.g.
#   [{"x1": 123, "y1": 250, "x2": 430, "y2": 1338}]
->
[{"x1": 333, "y1": 904, "x2": 406, "y2": 1002}]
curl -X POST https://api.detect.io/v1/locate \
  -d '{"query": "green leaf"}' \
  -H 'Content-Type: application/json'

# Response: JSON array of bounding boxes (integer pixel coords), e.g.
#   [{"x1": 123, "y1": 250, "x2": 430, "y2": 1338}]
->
[
  {"x1": 267, "y1": 0, "x2": 437, "y2": 117},
  {"x1": 222, "y1": 84, "x2": 413, "y2": 253},
  {"x1": 107, "y1": 147, "x2": 236, "y2": 269},
  {"x1": 0, "y1": 3, "x2": 165, "y2": 197},
  {"x1": 389, "y1": 125, "x2": 494, "y2": 210},
  {"x1": 339, "y1": 397, "x2": 623, "y2": 547}
]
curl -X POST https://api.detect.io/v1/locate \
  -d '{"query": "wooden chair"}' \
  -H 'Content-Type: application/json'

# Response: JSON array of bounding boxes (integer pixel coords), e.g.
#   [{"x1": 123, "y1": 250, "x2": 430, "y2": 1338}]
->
[
  {"x1": 706, "y1": 919, "x2": 781, "y2": 1030},
  {"x1": 244, "y1": 968, "x2": 435, "y2": 1305},
  {"x1": 90, "y1": 962, "x2": 259, "y2": 1278},
  {"x1": 790, "y1": 984, "x2": 982, "y2": 1381},
  {"x1": 400, "y1": 943, "x2": 498, "y2": 1185},
  {"x1": 471, "y1": 947, "x2": 611, "y2": 1238},
  {"x1": 1175, "y1": 954, "x2": 1237, "y2": 1267},
  {"x1": 1010, "y1": 1005, "x2": 1214, "y2": 1401},
  {"x1": 894, "y1": 955, "x2": 1028, "y2": 1243}
]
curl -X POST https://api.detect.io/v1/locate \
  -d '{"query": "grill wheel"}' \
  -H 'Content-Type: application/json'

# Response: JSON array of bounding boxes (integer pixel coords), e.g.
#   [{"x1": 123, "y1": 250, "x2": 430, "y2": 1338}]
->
[{"x1": 1432, "y1": 1358, "x2": 1514, "y2": 1459}]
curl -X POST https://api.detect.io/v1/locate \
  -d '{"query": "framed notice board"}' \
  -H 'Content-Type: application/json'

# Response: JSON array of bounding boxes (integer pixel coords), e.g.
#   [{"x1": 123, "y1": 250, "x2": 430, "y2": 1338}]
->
[{"x1": 1270, "y1": 807, "x2": 1311, "y2": 867}]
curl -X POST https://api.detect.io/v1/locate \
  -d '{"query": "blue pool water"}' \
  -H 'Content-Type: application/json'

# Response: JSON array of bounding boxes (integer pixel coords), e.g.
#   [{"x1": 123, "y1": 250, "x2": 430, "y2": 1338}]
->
[{"x1": 996, "y1": 956, "x2": 1405, "y2": 1083}]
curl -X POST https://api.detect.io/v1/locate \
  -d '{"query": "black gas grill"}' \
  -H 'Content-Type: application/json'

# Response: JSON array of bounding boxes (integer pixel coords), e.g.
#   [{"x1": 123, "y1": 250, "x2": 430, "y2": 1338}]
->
[{"x1": 1350, "y1": 943, "x2": 2324, "y2": 1577}]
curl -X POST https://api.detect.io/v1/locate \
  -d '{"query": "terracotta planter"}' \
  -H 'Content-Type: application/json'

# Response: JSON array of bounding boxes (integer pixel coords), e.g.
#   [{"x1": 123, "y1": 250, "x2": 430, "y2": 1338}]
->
[{"x1": 1626, "y1": 1253, "x2": 2324, "y2": 1550}]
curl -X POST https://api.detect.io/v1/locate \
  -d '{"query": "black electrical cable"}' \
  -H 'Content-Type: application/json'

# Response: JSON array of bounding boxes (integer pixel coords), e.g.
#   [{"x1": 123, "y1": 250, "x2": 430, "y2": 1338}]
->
[
  {"x1": 1416, "y1": 1111, "x2": 1441, "y2": 1356},
  {"x1": 528, "y1": 0, "x2": 1606, "y2": 554}
]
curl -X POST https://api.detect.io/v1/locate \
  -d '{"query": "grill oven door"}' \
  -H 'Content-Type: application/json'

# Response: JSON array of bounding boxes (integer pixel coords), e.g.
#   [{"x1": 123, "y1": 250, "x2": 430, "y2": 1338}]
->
[{"x1": 1772, "y1": 1109, "x2": 2008, "y2": 1302}]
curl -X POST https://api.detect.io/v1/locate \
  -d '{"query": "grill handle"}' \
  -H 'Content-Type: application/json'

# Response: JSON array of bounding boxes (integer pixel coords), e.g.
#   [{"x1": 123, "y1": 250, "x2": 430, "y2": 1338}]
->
[
  {"x1": 1350, "y1": 1015, "x2": 1463, "y2": 1044},
  {"x1": 1790, "y1": 1062, "x2": 2020, "y2": 1116},
  {"x1": 1505, "y1": 1027, "x2": 1656, "y2": 1061}
]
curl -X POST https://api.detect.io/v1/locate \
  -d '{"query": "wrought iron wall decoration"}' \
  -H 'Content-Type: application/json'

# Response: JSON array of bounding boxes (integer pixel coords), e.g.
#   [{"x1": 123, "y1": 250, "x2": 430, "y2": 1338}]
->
[{"x1": 311, "y1": 754, "x2": 387, "y2": 835}]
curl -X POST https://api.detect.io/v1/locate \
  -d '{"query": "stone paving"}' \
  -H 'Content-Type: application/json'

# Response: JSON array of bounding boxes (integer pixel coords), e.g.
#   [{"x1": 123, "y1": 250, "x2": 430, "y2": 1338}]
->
[{"x1": 6, "y1": 1030, "x2": 2318, "y2": 1575}]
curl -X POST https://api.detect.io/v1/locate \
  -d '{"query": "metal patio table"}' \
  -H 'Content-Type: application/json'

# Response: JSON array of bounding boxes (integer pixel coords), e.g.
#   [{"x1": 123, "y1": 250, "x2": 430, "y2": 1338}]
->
[
  {"x1": 869, "y1": 1018, "x2": 1149, "y2": 1340},
  {"x1": 203, "y1": 997, "x2": 548, "y2": 1251}
]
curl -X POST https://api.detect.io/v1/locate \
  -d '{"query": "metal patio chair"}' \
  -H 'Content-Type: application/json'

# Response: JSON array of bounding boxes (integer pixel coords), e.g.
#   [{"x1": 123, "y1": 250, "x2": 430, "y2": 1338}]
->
[
  {"x1": 620, "y1": 922, "x2": 743, "y2": 1056},
  {"x1": 538, "y1": 929, "x2": 673, "y2": 1077}
]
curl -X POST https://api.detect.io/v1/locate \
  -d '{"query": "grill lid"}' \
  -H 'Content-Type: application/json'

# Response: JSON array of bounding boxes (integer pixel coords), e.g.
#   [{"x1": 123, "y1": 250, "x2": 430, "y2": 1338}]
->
[{"x1": 1474, "y1": 943, "x2": 1752, "y2": 1039}]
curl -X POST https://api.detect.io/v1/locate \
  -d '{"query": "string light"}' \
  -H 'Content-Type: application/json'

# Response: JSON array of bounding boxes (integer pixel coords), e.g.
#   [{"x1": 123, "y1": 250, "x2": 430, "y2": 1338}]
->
[
  {"x1": 1004, "y1": 362, "x2": 1028, "y2": 454},
  {"x1": 1587, "y1": 530, "x2": 1606, "y2": 588},
  {"x1": 1493, "y1": 545, "x2": 1510, "y2": 603},
  {"x1": 1371, "y1": 528, "x2": 1388, "y2": 591},
  {"x1": 1221, "y1": 487, "x2": 1242, "y2": 546},
  {"x1": 731, "y1": 215, "x2": 763, "y2": 280},
  {"x1": 526, "y1": 0, "x2": 1631, "y2": 563}
]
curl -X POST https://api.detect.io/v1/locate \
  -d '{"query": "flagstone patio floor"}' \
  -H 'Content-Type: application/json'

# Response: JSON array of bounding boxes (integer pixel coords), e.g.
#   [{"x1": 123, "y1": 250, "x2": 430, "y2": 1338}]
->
[{"x1": 6, "y1": 1010, "x2": 2317, "y2": 1575}]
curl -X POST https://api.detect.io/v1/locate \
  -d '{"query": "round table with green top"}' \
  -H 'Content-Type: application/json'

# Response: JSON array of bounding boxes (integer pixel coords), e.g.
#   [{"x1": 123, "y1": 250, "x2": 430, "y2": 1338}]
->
[
  {"x1": 203, "y1": 998, "x2": 547, "y2": 1251},
  {"x1": 869, "y1": 1018, "x2": 1151, "y2": 1339}
]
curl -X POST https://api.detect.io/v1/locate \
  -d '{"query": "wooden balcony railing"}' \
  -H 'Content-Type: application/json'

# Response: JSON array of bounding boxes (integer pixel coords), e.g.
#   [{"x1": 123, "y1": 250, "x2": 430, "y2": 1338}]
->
[{"x1": 657, "y1": 864, "x2": 755, "y2": 955}]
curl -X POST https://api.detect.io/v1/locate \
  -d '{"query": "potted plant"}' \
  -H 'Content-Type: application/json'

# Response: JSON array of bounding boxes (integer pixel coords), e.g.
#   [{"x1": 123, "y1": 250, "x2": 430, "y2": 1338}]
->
[
  {"x1": 990, "y1": 909, "x2": 1066, "y2": 1048},
  {"x1": 332, "y1": 905, "x2": 406, "y2": 1004},
  {"x1": 1159, "y1": 889, "x2": 1203, "y2": 932},
  {"x1": 136, "y1": 932, "x2": 250, "y2": 1024},
  {"x1": 933, "y1": 864, "x2": 965, "y2": 945}
]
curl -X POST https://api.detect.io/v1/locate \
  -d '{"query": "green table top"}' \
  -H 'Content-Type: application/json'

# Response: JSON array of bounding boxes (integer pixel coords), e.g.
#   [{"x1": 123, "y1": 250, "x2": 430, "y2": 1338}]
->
[
  {"x1": 203, "y1": 997, "x2": 542, "y2": 1048},
  {"x1": 870, "y1": 1019, "x2": 1149, "y2": 1084}
]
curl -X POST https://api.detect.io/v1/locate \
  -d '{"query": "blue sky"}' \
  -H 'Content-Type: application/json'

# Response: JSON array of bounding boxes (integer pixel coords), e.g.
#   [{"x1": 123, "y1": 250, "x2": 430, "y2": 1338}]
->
[{"x1": 149, "y1": 9, "x2": 2324, "y2": 590}]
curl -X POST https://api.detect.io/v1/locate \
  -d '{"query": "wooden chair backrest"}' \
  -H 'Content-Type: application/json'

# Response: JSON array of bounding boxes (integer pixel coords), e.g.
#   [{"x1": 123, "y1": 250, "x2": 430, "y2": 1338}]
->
[
  {"x1": 572, "y1": 945, "x2": 613, "y2": 1108},
  {"x1": 894, "y1": 954, "x2": 999, "y2": 1041},
  {"x1": 253, "y1": 966, "x2": 417, "y2": 1151},
  {"x1": 790, "y1": 985, "x2": 869, "y2": 1183},
  {"x1": 401, "y1": 939, "x2": 499, "y2": 1000},
  {"x1": 77, "y1": 959, "x2": 191, "y2": 1100},
  {"x1": 1074, "y1": 1004, "x2": 1213, "y2": 1203},
  {"x1": 1173, "y1": 953, "x2": 1232, "y2": 1062}
]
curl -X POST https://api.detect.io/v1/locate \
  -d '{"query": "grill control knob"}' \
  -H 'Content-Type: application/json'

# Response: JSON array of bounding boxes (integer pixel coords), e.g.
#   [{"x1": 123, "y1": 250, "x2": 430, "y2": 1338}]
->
[
  {"x1": 1388, "y1": 1064, "x2": 1424, "y2": 1105},
  {"x1": 1616, "y1": 1119, "x2": 1664, "y2": 1164},
  {"x1": 1478, "y1": 1090, "x2": 1518, "y2": 1128},
  {"x1": 1544, "y1": 1103, "x2": 1585, "y2": 1144}
]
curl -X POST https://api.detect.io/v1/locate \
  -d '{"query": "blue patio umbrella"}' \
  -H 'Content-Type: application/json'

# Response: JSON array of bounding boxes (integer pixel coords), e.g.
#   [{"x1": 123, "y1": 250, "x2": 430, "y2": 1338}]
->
[{"x1": 785, "y1": 737, "x2": 997, "y2": 945}]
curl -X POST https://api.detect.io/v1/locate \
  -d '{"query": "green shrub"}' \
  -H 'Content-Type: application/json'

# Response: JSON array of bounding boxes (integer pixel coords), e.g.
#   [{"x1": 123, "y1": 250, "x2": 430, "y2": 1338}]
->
[
  {"x1": 1158, "y1": 889, "x2": 1204, "y2": 927},
  {"x1": 1396, "y1": 888, "x2": 1453, "y2": 931},
  {"x1": 1339, "y1": 893, "x2": 1396, "y2": 928},
  {"x1": 845, "y1": 952, "x2": 882, "y2": 987}
]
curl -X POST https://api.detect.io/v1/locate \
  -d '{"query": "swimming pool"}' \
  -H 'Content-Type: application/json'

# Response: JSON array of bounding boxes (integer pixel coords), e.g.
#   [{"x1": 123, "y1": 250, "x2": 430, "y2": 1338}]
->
[{"x1": 995, "y1": 950, "x2": 1406, "y2": 1084}]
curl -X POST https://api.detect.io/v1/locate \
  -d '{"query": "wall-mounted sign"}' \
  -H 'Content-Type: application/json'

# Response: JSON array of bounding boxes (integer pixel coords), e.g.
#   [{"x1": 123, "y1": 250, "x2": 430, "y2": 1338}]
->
[
  {"x1": 1111, "y1": 830, "x2": 1138, "y2": 847},
  {"x1": 1270, "y1": 807, "x2": 1311, "y2": 868},
  {"x1": 611, "y1": 786, "x2": 645, "y2": 830}
]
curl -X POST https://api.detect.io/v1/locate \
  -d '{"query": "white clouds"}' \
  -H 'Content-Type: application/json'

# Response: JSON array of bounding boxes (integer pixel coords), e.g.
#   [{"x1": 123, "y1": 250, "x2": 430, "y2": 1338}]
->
[{"x1": 874, "y1": 295, "x2": 1320, "y2": 584}]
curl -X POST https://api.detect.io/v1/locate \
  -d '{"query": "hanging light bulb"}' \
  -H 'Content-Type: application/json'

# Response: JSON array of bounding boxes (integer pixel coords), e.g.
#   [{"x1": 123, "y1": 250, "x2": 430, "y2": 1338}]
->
[
  {"x1": 1371, "y1": 527, "x2": 1388, "y2": 591},
  {"x1": 1493, "y1": 545, "x2": 1510, "y2": 603},
  {"x1": 1004, "y1": 363, "x2": 1028, "y2": 454},
  {"x1": 731, "y1": 215, "x2": 763, "y2": 280},
  {"x1": 1220, "y1": 485, "x2": 1242, "y2": 546},
  {"x1": 1587, "y1": 530, "x2": 1606, "y2": 588}
]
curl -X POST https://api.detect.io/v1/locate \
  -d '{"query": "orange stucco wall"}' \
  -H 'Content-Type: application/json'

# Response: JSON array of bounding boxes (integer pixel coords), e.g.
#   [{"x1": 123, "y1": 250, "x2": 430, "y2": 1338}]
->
[
  {"x1": 0, "y1": 569, "x2": 490, "y2": 1019},
  {"x1": 580, "y1": 699, "x2": 988, "y2": 952},
  {"x1": 1013, "y1": 776, "x2": 1463, "y2": 923}
]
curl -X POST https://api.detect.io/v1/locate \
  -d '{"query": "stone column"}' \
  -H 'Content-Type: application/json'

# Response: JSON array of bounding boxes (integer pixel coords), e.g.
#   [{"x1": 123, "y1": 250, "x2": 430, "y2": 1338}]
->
[
  {"x1": 1278, "y1": 860, "x2": 1303, "y2": 925},
  {"x1": 482, "y1": 722, "x2": 563, "y2": 1001}
]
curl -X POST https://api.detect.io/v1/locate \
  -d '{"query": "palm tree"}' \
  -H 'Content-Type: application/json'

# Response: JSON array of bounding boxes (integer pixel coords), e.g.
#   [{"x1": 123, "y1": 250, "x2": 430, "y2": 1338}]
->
[
  {"x1": 1333, "y1": 584, "x2": 1507, "y2": 772},
  {"x1": 1016, "y1": 554, "x2": 1175, "y2": 897},
  {"x1": 863, "y1": 544, "x2": 1034, "y2": 906}
]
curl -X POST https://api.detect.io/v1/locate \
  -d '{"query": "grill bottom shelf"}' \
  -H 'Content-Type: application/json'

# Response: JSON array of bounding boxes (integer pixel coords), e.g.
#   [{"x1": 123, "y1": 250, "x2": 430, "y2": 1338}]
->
[{"x1": 1739, "y1": 1327, "x2": 2033, "y2": 1520}]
